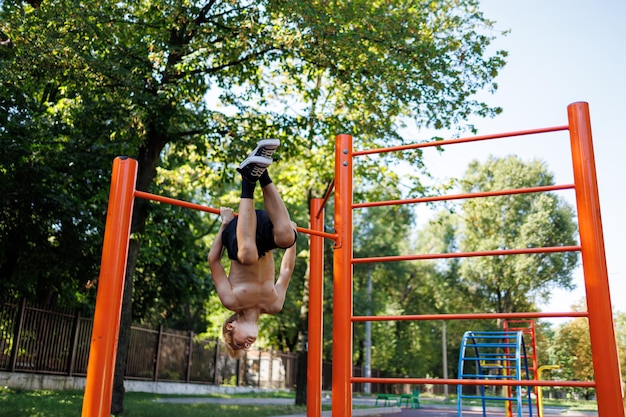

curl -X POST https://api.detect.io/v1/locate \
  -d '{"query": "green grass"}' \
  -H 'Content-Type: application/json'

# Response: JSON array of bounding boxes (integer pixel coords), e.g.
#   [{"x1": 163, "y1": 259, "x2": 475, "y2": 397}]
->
[
  {"x1": 0, "y1": 388, "x2": 309, "y2": 417},
  {"x1": 0, "y1": 387, "x2": 600, "y2": 417}
]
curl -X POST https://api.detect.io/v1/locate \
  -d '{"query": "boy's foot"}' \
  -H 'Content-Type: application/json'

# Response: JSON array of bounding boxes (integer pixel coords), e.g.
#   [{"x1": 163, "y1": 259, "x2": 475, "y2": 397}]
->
[
  {"x1": 237, "y1": 139, "x2": 280, "y2": 182},
  {"x1": 246, "y1": 139, "x2": 280, "y2": 160},
  {"x1": 237, "y1": 155, "x2": 272, "y2": 182}
]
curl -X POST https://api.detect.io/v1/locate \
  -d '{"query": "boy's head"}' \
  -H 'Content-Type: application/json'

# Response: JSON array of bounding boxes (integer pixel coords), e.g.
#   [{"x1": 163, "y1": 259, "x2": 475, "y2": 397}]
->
[{"x1": 222, "y1": 313, "x2": 259, "y2": 359}]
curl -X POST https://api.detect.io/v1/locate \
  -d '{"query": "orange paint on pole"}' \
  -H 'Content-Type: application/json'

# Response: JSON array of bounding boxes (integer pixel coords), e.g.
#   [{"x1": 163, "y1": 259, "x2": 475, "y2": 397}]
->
[
  {"x1": 82, "y1": 157, "x2": 137, "y2": 417},
  {"x1": 332, "y1": 134, "x2": 353, "y2": 417},
  {"x1": 568, "y1": 102, "x2": 625, "y2": 416},
  {"x1": 307, "y1": 198, "x2": 325, "y2": 417}
]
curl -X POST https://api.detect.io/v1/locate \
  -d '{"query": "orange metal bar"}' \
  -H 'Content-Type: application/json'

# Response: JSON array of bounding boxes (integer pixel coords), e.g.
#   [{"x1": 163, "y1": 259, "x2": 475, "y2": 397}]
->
[
  {"x1": 135, "y1": 190, "x2": 338, "y2": 240},
  {"x1": 317, "y1": 179, "x2": 335, "y2": 219},
  {"x1": 351, "y1": 377, "x2": 595, "y2": 388},
  {"x1": 135, "y1": 190, "x2": 220, "y2": 214},
  {"x1": 307, "y1": 198, "x2": 324, "y2": 417},
  {"x1": 332, "y1": 134, "x2": 353, "y2": 417},
  {"x1": 353, "y1": 184, "x2": 574, "y2": 209},
  {"x1": 568, "y1": 102, "x2": 625, "y2": 416},
  {"x1": 82, "y1": 157, "x2": 137, "y2": 417},
  {"x1": 352, "y1": 125, "x2": 568, "y2": 156},
  {"x1": 352, "y1": 245, "x2": 581, "y2": 264},
  {"x1": 504, "y1": 320, "x2": 540, "y2": 417},
  {"x1": 352, "y1": 311, "x2": 588, "y2": 322},
  {"x1": 293, "y1": 227, "x2": 337, "y2": 240}
]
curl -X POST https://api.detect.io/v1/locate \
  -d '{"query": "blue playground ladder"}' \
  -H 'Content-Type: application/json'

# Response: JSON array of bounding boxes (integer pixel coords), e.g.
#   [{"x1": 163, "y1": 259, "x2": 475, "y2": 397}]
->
[{"x1": 457, "y1": 331, "x2": 533, "y2": 417}]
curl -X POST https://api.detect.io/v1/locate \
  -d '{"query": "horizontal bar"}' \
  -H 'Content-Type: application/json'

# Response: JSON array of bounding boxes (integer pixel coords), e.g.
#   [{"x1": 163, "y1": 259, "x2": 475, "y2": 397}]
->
[
  {"x1": 461, "y1": 374, "x2": 520, "y2": 379},
  {"x1": 352, "y1": 245, "x2": 581, "y2": 264},
  {"x1": 350, "y1": 377, "x2": 595, "y2": 388},
  {"x1": 352, "y1": 125, "x2": 569, "y2": 157},
  {"x1": 352, "y1": 311, "x2": 588, "y2": 322},
  {"x1": 297, "y1": 228, "x2": 339, "y2": 240},
  {"x1": 466, "y1": 333, "x2": 521, "y2": 337},
  {"x1": 135, "y1": 190, "x2": 220, "y2": 214},
  {"x1": 465, "y1": 343, "x2": 517, "y2": 348},
  {"x1": 353, "y1": 184, "x2": 575, "y2": 209},
  {"x1": 461, "y1": 395, "x2": 520, "y2": 401},
  {"x1": 135, "y1": 190, "x2": 338, "y2": 240},
  {"x1": 466, "y1": 354, "x2": 519, "y2": 358}
]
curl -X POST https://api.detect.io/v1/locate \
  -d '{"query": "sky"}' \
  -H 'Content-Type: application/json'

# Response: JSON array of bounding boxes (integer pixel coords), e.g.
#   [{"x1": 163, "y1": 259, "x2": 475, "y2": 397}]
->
[{"x1": 404, "y1": 0, "x2": 626, "y2": 318}]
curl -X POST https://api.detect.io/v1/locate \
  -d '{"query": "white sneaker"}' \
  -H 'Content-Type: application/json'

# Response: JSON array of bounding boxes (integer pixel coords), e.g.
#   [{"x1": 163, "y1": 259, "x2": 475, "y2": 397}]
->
[
  {"x1": 237, "y1": 155, "x2": 272, "y2": 182},
  {"x1": 236, "y1": 139, "x2": 280, "y2": 182},
  {"x1": 245, "y1": 139, "x2": 280, "y2": 160}
]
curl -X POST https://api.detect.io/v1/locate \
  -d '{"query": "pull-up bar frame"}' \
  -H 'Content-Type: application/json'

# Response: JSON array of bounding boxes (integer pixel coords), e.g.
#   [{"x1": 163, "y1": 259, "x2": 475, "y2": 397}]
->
[
  {"x1": 82, "y1": 101, "x2": 623, "y2": 417},
  {"x1": 81, "y1": 162, "x2": 332, "y2": 417},
  {"x1": 331, "y1": 102, "x2": 624, "y2": 417}
]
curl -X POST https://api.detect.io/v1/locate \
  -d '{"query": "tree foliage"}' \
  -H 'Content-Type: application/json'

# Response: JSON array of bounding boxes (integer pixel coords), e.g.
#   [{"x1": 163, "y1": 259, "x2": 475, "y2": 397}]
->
[
  {"x1": 0, "y1": 0, "x2": 506, "y2": 315},
  {"x1": 1, "y1": 0, "x2": 508, "y2": 411},
  {"x1": 458, "y1": 155, "x2": 579, "y2": 313},
  {"x1": 548, "y1": 300, "x2": 594, "y2": 399},
  {"x1": 541, "y1": 302, "x2": 626, "y2": 400}
]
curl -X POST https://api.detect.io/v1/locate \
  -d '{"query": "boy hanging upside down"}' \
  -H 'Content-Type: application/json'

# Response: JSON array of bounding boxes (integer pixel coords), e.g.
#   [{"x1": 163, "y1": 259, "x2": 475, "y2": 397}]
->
[{"x1": 208, "y1": 139, "x2": 298, "y2": 358}]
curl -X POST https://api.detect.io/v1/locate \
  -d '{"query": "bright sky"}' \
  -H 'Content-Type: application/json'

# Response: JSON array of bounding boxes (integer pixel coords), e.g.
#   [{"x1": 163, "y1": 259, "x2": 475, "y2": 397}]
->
[{"x1": 405, "y1": 0, "x2": 626, "y2": 316}]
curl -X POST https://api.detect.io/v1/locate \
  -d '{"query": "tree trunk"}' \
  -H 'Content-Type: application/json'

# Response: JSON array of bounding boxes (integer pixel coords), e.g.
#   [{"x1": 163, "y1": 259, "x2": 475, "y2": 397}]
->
[{"x1": 110, "y1": 238, "x2": 139, "y2": 415}]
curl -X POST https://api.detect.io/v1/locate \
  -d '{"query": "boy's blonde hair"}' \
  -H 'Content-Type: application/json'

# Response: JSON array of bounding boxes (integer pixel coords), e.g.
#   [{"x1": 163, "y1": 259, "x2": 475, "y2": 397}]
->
[{"x1": 222, "y1": 313, "x2": 246, "y2": 359}]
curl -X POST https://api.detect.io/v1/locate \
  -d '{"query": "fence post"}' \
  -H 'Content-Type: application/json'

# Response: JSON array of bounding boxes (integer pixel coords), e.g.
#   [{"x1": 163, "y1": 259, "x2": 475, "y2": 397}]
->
[
  {"x1": 213, "y1": 340, "x2": 220, "y2": 385},
  {"x1": 269, "y1": 348, "x2": 274, "y2": 389},
  {"x1": 9, "y1": 298, "x2": 26, "y2": 372},
  {"x1": 153, "y1": 325, "x2": 163, "y2": 381},
  {"x1": 68, "y1": 310, "x2": 81, "y2": 376},
  {"x1": 257, "y1": 350, "x2": 262, "y2": 387},
  {"x1": 235, "y1": 357, "x2": 241, "y2": 386},
  {"x1": 186, "y1": 331, "x2": 193, "y2": 383}
]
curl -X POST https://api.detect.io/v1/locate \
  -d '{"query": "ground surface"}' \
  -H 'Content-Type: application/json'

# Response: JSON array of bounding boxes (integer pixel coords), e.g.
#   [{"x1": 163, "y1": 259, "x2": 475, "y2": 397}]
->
[{"x1": 157, "y1": 396, "x2": 599, "y2": 417}]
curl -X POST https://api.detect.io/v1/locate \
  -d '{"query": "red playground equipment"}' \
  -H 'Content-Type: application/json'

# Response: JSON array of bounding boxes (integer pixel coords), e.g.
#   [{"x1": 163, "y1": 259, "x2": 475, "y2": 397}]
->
[{"x1": 81, "y1": 102, "x2": 624, "y2": 417}]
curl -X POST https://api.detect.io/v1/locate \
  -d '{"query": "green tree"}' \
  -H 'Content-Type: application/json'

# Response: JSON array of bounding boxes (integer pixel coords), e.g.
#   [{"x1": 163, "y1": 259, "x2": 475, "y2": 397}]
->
[
  {"x1": 1, "y1": 0, "x2": 507, "y2": 412},
  {"x1": 458, "y1": 156, "x2": 579, "y2": 313},
  {"x1": 548, "y1": 300, "x2": 595, "y2": 399},
  {"x1": 612, "y1": 311, "x2": 626, "y2": 392},
  {"x1": 382, "y1": 210, "x2": 497, "y2": 380}
]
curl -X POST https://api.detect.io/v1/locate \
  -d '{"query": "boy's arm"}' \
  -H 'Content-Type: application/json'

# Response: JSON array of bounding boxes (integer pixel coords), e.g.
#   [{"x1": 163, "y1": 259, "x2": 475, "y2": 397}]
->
[
  {"x1": 208, "y1": 213, "x2": 237, "y2": 309},
  {"x1": 272, "y1": 237, "x2": 297, "y2": 311}
]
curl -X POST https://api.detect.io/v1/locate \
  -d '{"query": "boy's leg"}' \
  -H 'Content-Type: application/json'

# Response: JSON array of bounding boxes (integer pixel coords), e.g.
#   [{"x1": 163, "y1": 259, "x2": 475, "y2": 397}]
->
[
  {"x1": 235, "y1": 197, "x2": 258, "y2": 266},
  {"x1": 234, "y1": 140, "x2": 279, "y2": 264},
  {"x1": 260, "y1": 179, "x2": 296, "y2": 248}
]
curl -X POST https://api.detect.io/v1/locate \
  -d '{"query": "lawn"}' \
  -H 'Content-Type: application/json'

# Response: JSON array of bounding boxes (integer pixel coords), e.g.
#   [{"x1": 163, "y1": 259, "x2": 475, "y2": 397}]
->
[
  {"x1": 0, "y1": 388, "x2": 309, "y2": 417},
  {"x1": 0, "y1": 387, "x2": 600, "y2": 417}
]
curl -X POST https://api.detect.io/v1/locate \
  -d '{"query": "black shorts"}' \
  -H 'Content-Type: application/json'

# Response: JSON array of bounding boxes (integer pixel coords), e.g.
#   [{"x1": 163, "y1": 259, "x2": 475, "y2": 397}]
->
[{"x1": 222, "y1": 210, "x2": 295, "y2": 260}]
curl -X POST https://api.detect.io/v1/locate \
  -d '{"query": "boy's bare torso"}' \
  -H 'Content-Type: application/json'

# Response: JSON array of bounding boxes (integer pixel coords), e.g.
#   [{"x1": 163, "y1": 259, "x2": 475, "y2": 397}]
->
[{"x1": 227, "y1": 252, "x2": 282, "y2": 313}]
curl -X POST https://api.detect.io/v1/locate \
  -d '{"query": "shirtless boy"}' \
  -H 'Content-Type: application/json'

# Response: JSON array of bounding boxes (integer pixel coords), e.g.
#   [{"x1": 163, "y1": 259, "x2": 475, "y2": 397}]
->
[{"x1": 208, "y1": 140, "x2": 298, "y2": 358}]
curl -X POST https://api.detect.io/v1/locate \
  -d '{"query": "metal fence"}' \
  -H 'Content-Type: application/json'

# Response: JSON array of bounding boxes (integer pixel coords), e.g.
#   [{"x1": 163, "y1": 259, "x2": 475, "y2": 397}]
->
[
  {"x1": 0, "y1": 299, "x2": 296, "y2": 389},
  {"x1": 0, "y1": 298, "x2": 418, "y2": 393}
]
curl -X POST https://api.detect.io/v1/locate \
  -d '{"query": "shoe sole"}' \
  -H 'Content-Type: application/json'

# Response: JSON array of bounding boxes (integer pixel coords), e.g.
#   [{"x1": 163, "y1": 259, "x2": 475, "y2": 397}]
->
[
  {"x1": 238, "y1": 139, "x2": 280, "y2": 169},
  {"x1": 250, "y1": 139, "x2": 280, "y2": 158},
  {"x1": 239, "y1": 155, "x2": 272, "y2": 170}
]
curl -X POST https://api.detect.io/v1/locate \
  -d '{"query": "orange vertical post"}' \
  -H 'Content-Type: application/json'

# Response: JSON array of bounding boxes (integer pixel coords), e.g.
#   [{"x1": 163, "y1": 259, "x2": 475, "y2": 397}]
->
[
  {"x1": 567, "y1": 102, "x2": 625, "y2": 416},
  {"x1": 307, "y1": 198, "x2": 325, "y2": 417},
  {"x1": 82, "y1": 157, "x2": 137, "y2": 417},
  {"x1": 333, "y1": 134, "x2": 354, "y2": 417}
]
